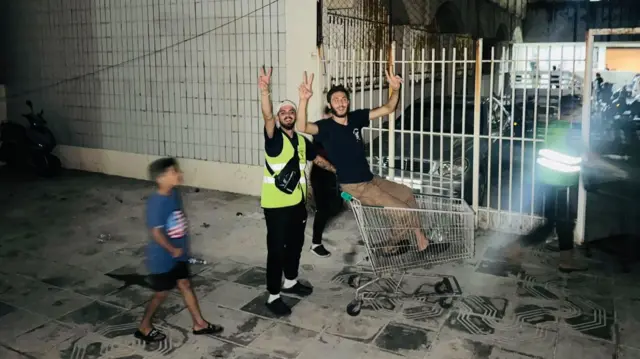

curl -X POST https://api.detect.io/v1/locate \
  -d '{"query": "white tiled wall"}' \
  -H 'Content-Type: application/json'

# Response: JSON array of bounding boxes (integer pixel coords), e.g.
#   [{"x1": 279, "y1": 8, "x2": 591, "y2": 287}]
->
[{"x1": 4, "y1": 0, "x2": 286, "y2": 166}]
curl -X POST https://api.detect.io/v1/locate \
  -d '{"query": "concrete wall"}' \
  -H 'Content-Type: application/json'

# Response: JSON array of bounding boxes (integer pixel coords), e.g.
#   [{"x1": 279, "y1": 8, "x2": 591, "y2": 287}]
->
[
  {"x1": 2, "y1": 0, "x2": 320, "y2": 197},
  {"x1": 524, "y1": 0, "x2": 640, "y2": 43}
]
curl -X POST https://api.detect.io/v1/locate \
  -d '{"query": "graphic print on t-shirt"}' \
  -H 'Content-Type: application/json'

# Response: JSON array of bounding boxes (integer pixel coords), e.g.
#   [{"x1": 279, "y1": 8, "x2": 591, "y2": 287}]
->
[
  {"x1": 352, "y1": 128, "x2": 361, "y2": 142},
  {"x1": 166, "y1": 210, "x2": 187, "y2": 239}
]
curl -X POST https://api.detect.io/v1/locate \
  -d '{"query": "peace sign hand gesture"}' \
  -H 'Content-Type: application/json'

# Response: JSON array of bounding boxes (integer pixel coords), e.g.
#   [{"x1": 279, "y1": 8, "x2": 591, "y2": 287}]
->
[
  {"x1": 385, "y1": 69, "x2": 403, "y2": 91},
  {"x1": 298, "y1": 71, "x2": 314, "y2": 100},
  {"x1": 259, "y1": 66, "x2": 272, "y2": 92}
]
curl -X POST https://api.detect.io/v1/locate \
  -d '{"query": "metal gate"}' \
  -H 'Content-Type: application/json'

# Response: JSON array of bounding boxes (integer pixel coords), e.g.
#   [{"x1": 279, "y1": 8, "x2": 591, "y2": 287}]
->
[{"x1": 319, "y1": 40, "x2": 587, "y2": 234}]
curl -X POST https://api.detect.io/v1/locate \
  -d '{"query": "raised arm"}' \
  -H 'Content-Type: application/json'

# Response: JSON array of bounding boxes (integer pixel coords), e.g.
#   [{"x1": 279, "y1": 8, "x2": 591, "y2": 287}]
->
[
  {"x1": 369, "y1": 69, "x2": 403, "y2": 120},
  {"x1": 296, "y1": 71, "x2": 319, "y2": 135},
  {"x1": 259, "y1": 66, "x2": 277, "y2": 138}
]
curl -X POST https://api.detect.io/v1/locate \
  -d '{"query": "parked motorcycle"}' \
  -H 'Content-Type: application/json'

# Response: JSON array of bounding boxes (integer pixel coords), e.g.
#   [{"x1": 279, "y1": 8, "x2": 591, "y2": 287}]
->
[{"x1": 0, "y1": 100, "x2": 61, "y2": 176}]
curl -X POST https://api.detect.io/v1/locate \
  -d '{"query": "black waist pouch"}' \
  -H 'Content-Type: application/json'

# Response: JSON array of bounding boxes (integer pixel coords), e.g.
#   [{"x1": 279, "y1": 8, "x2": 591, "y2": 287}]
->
[{"x1": 266, "y1": 156, "x2": 301, "y2": 195}]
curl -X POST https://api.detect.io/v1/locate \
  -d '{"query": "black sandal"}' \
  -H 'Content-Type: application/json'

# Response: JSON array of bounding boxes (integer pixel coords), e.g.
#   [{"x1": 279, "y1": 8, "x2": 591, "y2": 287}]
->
[
  {"x1": 193, "y1": 322, "x2": 224, "y2": 335},
  {"x1": 134, "y1": 328, "x2": 166, "y2": 343}
]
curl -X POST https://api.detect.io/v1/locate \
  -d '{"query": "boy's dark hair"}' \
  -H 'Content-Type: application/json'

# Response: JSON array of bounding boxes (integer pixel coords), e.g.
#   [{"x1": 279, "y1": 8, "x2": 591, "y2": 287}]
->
[
  {"x1": 323, "y1": 106, "x2": 332, "y2": 115},
  {"x1": 326, "y1": 85, "x2": 350, "y2": 103},
  {"x1": 148, "y1": 157, "x2": 178, "y2": 181}
]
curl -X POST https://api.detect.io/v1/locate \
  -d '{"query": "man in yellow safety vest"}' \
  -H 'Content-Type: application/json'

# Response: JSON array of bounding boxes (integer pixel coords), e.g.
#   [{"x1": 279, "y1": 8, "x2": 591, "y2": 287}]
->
[{"x1": 258, "y1": 67, "x2": 335, "y2": 317}]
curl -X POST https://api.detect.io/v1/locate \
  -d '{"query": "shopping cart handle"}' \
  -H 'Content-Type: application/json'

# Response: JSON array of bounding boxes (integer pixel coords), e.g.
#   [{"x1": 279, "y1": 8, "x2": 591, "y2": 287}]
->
[{"x1": 340, "y1": 192, "x2": 353, "y2": 201}]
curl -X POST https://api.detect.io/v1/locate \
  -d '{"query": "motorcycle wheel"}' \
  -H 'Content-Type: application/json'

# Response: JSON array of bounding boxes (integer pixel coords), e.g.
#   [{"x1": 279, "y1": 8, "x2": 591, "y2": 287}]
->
[
  {"x1": 32, "y1": 152, "x2": 60, "y2": 177},
  {"x1": 45, "y1": 154, "x2": 62, "y2": 176}
]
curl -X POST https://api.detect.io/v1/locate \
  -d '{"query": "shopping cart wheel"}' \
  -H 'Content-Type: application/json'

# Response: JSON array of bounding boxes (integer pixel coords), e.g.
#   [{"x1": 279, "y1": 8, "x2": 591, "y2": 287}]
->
[
  {"x1": 346, "y1": 300, "x2": 362, "y2": 316},
  {"x1": 438, "y1": 297, "x2": 454, "y2": 309},
  {"x1": 347, "y1": 274, "x2": 360, "y2": 289},
  {"x1": 434, "y1": 278, "x2": 453, "y2": 294}
]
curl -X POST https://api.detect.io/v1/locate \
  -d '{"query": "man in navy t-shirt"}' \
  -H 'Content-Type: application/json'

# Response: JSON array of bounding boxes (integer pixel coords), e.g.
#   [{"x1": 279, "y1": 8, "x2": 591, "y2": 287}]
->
[{"x1": 295, "y1": 71, "x2": 430, "y2": 254}]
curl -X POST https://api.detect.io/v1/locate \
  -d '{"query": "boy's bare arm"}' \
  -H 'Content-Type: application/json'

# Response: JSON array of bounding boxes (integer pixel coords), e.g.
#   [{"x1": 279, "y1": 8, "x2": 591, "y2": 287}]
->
[{"x1": 150, "y1": 228, "x2": 181, "y2": 256}]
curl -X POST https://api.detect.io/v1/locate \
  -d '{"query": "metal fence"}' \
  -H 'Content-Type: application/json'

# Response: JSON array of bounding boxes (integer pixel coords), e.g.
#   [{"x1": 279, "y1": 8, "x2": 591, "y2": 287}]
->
[{"x1": 319, "y1": 40, "x2": 589, "y2": 235}]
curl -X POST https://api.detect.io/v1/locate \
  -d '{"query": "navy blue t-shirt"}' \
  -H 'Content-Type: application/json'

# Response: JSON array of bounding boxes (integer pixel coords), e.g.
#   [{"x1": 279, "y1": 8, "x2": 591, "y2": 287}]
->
[
  {"x1": 314, "y1": 109, "x2": 373, "y2": 184},
  {"x1": 264, "y1": 126, "x2": 317, "y2": 161},
  {"x1": 145, "y1": 188, "x2": 189, "y2": 274}
]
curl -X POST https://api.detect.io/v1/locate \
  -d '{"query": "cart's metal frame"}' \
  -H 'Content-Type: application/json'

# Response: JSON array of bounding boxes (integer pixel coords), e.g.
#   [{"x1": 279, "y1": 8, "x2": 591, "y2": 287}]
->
[{"x1": 340, "y1": 191, "x2": 474, "y2": 316}]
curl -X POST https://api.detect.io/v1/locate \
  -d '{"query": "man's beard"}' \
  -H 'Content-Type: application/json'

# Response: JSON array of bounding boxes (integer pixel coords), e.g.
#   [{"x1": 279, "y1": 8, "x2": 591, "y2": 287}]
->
[
  {"x1": 329, "y1": 106, "x2": 348, "y2": 117},
  {"x1": 280, "y1": 121, "x2": 295, "y2": 130}
]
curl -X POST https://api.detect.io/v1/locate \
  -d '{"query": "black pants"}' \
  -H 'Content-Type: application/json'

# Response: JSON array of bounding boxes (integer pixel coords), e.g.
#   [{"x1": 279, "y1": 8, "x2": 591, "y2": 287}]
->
[
  {"x1": 263, "y1": 201, "x2": 307, "y2": 295},
  {"x1": 310, "y1": 165, "x2": 343, "y2": 245},
  {"x1": 521, "y1": 184, "x2": 576, "y2": 251}
]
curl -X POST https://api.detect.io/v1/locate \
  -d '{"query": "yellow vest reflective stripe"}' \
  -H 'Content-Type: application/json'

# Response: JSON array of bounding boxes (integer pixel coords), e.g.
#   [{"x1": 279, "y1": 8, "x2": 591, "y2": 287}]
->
[{"x1": 260, "y1": 132, "x2": 307, "y2": 208}]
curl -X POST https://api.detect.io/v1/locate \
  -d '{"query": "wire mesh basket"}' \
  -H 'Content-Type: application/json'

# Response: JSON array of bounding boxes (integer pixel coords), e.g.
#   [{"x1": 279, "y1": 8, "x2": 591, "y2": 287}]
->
[{"x1": 340, "y1": 191, "x2": 474, "y2": 316}]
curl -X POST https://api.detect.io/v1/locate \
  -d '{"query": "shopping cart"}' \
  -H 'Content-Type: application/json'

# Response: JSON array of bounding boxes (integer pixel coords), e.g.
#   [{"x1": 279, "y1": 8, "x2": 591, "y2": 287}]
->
[{"x1": 340, "y1": 191, "x2": 475, "y2": 316}]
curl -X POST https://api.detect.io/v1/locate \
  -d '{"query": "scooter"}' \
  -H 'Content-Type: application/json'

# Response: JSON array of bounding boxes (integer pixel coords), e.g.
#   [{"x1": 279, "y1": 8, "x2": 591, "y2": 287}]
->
[{"x1": 0, "y1": 100, "x2": 61, "y2": 176}]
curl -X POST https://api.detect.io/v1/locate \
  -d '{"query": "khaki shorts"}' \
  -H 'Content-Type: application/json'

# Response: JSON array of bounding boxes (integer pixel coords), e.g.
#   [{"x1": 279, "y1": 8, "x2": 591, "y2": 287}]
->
[
  {"x1": 341, "y1": 176, "x2": 422, "y2": 245},
  {"x1": 340, "y1": 176, "x2": 417, "y2": 209}
]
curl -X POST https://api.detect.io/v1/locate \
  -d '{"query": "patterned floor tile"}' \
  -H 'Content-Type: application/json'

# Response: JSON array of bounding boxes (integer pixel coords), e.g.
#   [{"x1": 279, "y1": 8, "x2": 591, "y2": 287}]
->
[
  {"x1": 562, "y1": 273, "x2": 614, "y2": 298},
  {"x1": 324, "y1": 313, "x2": 390, "y2": 344},
  {"x1": 557, "y1": 295, "x2": 615, "y2": 342},
  {"x1": 23, "y1": 289, "x2": 95, "y2": 319},
  {"x1": 100, "y1": 319, "x2": 190, "y2": 357},
  {"x1": 440, "y1": 311, "x2": 557, "y2": 358},
  {"x1": 4, "y1": 321, "x2": 79, "y2": 357},
  {"x1": 234, "y1": 267, "x2": 267, "y2": 289},
  {"x1": 501, "y1": 298, "x2": 560, "y2": 332},
  {"x1": 168, "y1": 300, "x2": 276, "y2": 346},
  {"x1": 70, "y1": 274, "x2": 125, "y2": 298},
  {"x1": 554, "y1": 331, "x2": 615, "y2": 359},
  {"x1": 425, "y1": 333, "x2": 548, "y2": 359},
  {"x1": 198, "y1": 259, "x2": 252, "y2": 281},
  {"x1": 458, "y1": 272, "x2": 519, "y2": 299},
  {"x1": 425, "y1": 334, "x2": 493, "y2": 359},
  {"x1": 455, "y1": 295, "x2": 509, "y2": 319},
  {"x1": 201, "y1": 281, "x2": 264, "y2": 310},
  {"x1": 397, "y1": 297, "x2": 455, "y2": 331},
  {"x1": 100, "y1": 286, "x2": 152, "y2": 310},
  {"x1": 282, "y1": 299, "x2": 343, "y2": 332},
  {"x1": 0, "y1": 277, "x2": 64, "y2": 308},
  {"x1": 619, "y1": 345, "x2": 640, "y2": 358},
  {"x1": 373, "y1": 321, "x2": 434, "y2": 358},
  {"x1": 0, "y1": 345, "x2": 31, "y2": 359},
  {"x1": 475, "y1": 260, "x2": 522, "y2": 280},
  {"x1": 174, "y1": 334, "x2": 242, "y2": 358},
  {"x1": 45, "y1": 332, "x2": 139, "y2": 359},
  {"x1": 58, "y1": 301, "x2": 125, "y2": 332},
  {"x1": 296, "y1": 333, "x2": 368, "y2": 359},
  {"x1": 240, "y1": 292, "x2": 301, "y2": 319},
  {"x1": 248, "y1": 322, "x2": 318, "y2": 359},
  {"x1": 188, "y1": 275, "x2": 222, "y2": 298},
  {"x1": 0, "y1": 302, "x2": 51, "y2": 340}
]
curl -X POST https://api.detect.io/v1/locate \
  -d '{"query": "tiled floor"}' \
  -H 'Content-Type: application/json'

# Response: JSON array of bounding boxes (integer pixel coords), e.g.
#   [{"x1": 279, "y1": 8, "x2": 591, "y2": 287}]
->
[{"x1": 0, "y1": 170, "x2": 638, "y2": 358}]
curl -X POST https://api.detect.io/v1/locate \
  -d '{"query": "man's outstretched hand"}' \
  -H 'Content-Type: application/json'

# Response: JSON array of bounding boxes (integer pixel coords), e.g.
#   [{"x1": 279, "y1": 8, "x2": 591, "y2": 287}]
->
[
  {"x1": 299, "y1": 71, "x2": 314, "y2": 100},
  {"x1": 385, "y1": 69, "x2": 403, "y2": 91},
  {"x1": 259, "y1": 66, "x2": 272, "y2": 92}
]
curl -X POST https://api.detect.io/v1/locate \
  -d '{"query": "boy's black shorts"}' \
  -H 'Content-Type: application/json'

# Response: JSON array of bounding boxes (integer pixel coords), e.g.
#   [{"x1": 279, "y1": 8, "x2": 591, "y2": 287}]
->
[{"x1": 147, "y1": 261, "x2": 191, "y2": 292}]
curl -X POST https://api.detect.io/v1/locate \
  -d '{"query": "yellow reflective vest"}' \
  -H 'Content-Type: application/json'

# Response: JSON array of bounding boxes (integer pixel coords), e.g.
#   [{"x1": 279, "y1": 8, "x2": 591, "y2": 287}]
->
[
  {"x1": 260, "y1": 131, "x2": 308, "y2": 208},
  {"x1": 536, "y1": 121, "x2": 581, "y2": 187}
]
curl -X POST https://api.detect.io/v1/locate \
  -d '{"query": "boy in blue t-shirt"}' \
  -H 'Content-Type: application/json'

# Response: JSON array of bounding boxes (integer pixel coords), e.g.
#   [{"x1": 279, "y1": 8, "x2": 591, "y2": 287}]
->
[{"x1": 135, "y1": 157, "x2": 223, "y2": 343}]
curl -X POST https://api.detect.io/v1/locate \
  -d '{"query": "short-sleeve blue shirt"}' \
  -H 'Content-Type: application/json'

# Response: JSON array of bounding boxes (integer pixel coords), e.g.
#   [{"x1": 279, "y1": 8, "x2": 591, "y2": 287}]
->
[{"x1": 145, "y1": 188, "x2": 189, "y2": 274}]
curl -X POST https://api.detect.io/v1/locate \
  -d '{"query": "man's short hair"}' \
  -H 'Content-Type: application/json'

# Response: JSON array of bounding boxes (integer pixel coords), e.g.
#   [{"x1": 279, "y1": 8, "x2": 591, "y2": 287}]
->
[
  {"x1": 326, "y1": 85, "x2": 350, "y2": 103},
  {"x1": 148, "y1": 157, "x2": 178, "y2": 181}
]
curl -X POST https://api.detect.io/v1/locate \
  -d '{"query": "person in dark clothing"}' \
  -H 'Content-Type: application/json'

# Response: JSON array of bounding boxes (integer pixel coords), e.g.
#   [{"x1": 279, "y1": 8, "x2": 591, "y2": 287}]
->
[
  {"x1": 309, "y1": 136, "x2": 344, "y2": 257},
  {"x1": 296, "y1": 71, "x2": 431, "y2": 254},
  {"x1": 258, "y1": 67, "x2": 335, "y2": 317}
]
